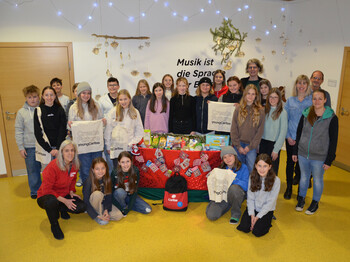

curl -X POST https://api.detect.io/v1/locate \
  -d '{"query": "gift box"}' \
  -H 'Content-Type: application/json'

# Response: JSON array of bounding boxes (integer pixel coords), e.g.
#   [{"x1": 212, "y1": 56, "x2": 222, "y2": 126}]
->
[{"x1": 205, "y1": 134, "x2": 229, "y2": 150}]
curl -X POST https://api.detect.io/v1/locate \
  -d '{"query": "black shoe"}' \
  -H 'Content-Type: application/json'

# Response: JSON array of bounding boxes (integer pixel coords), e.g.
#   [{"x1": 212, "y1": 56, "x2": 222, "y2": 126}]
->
[
  {"x1": 60, "y1": 211, "x2": 70, "y2": 220},
  {"x1": 305, "y1": 200, "x2": 318, "y2": 215},
  {"x1": 51, "y1": 223, "x2": 64, "y2": 240},
  {"x1": 292, "y1": 176, "x2": 299, "y2": 185},
  {"x1": 283, "y1": 186, "x2": 292, "y2": 200},
  {"x1": 31, "y1": 194, "x2": 37, "y2": 199},
  {"x1": 295, "y1": 196, "x2": 305, "y2": 211}
]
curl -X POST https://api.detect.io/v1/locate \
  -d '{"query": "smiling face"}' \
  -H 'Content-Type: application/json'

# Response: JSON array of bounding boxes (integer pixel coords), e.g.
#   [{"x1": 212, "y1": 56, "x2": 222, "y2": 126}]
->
[
  {"x1": 177, "y1": 81, "x2": 188, "y2": 95},
  {"x1": 43, "y1": 89, "x2": 56, "y2": 106},
  {"x1": 62, "y1": 144, "x2": 75, "y2": 164},
  {"x1": 311, "y1": 71, "x2": 324, "y2": 90},
  {"x1": 245, "y1": 88, "x2": 257, "y2": 105},
  {"x1": 223, "y1": 154, "x2": 235, "y2": 168},
  {"x1": 227, "y1": 80, "x2": 240, "y2": 94},
  {"x1": 163, "y1": 76, "x2": 173, "y2": 89},
  {"x1": 139, "y1": 83, "x2": 148, "y2": 96},
  {"x1": 296, "y1": 80, "x2": 308, "y2": 95},
  {"x1": 214, "y1": 73, "x2": 224, "y2": 85},
  {"x1": 26, "y1": 93, "x2": 40, "y2": 107},
  {"x1": 312, "y1": 91, "x2": 326, "y2": 110},
  {"x1": 118, "y1": 94, "x2": 131, "y2": 109},
  {"x1": 154, "y1": 86, "x2": 163, "y2": 99},
  {"x1": 268, "y1": 92, "x2": 279, "y2": 107},
  {"x1": 80, "y1": 90, "x2": 91, "y2": 103},
  {"x1": 107, "y1": 81, "x2": 120, "y2": 96},
  {"x1": 255, "y1": 160, "x2": 271, "y2": 178},
  {"x1": 119, "y1": 156, "x2": 132, "y2": 172},
  {"x1": 200, "y1": 83, "x2": 211, "y2": 96},
  {"x1": 260, "y1": 84, "x2": 270, "y2": 97},
  {"x1": 52, "y1": 82, "x2": 62, "y2": 96},
  {"x1": 247, "y1": 63, "x2": 259, "y2": 78},
  {"x1": 93, "y1": 162, "x2": 107, "y2": 180}
]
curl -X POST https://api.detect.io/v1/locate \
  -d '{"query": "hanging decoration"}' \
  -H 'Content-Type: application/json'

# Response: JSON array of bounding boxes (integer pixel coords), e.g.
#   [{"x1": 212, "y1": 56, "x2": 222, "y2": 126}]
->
[{"x1": 210, "y1": 18, "x2": 247, "y2": 64}]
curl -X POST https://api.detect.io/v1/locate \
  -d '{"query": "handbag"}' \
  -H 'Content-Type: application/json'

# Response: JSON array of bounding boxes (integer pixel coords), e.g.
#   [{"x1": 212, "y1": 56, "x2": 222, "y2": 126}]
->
[{"x1": 35, "y1": 107, "x2": 52, "y2": 164}]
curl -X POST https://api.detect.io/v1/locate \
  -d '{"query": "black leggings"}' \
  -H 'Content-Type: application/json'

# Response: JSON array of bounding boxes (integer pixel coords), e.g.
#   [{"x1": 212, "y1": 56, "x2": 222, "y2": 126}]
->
[
  {"x1": 37, "y1": 194, "x2": 86, "y2": 225},
  {"x1": 259, "y1": 139, "x2": 280, "y2": 175},
  {"x1": 285, "y1": 139, "x2": 300, "y2": 185},
  {"x1": 237, "y1": 208, "x2": 274, "y2": 237}
]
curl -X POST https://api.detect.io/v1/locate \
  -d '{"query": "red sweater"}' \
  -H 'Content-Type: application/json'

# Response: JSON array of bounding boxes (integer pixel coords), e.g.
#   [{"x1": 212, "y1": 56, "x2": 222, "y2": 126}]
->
[
  {"x1": 37, "y1": 159, "x2": 78, "y2": 198},
  {"x1": 214, "y1": 85, "x2": 228, "y2": 99}
]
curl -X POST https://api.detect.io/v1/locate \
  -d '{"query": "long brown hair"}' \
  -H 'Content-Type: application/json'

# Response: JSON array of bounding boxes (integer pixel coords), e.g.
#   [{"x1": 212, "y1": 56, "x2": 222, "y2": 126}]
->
[
  {"x1": 238, "y1": 84, "x2": 262, "y2": 127},
  {"x1": 77, "y1": 91, "x2": 99, "y2": 120},
  {"x1": 89, "y1": 157, "x2": 111, "y2": 194},
  {"x1": 115, "y1": 89, "x2": 138, "y2": 121},
  {"x1": 149, "y1": 82, "x2": 168, "y2": 113},
  {"x1": 116, "y1": 151, "x2": 138, "y2": 194},
  {"x1": 173, "y1": 77, "x2": 190, "y2": 96},
  {"x1": 265, "y1": 88, "x2": 283, "y2": 120},
  {"x1": 212, "y1": 69, "x2": 226, "y2": 90},
  {"x1": 226, "y1": 76, "x2": 243, "y2": 94},
  {"x1": 40, "y1": 86, "x2": 62, "y2": 107},
  {"x1": 219, "y1": 155, "x2": 242, "y2": 171},
  {"x1": 134, "y1": 79, "x2": 151, "y2": 96},
  {"x1": 307, "y1": 89, "x2": 327, "y2": 126},
  {"x1": 162, "y1": 74, "x2": 175, "y2": 95},
  {"x1": 250, "y1": 154, "x2": 276, "y2": 192}
]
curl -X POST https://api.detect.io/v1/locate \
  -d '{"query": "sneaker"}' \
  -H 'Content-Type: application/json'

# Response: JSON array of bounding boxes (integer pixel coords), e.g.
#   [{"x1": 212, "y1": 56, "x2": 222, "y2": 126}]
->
[
  {"x1": 94, "y1": 217, "x2": 109, "y2": 225},
  {"x1": 51, "y1": 223, "x2": 64, "y2": 240},
  {"x1": 229, "y1": 217, "x2": 239, "y2": 224},
  {"x1": 61, "y1": 211, "x2": 70, "y2": 220},
  {"x1": 76, "y1": 177, "x2": 82, "y2": 187},
  {"x1": 305, "y1": 200, "x2": 319, "y2": 215},
  {"x1": 295, "y1": 196, "x2": 305, "y2": 211},
  {"x1": 31, "y1": 194, "x2": 37, "y2": 199}
]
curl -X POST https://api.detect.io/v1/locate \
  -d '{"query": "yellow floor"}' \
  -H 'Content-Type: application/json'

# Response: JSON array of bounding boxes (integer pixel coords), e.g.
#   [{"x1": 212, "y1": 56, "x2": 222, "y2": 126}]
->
[{"x1": 1, "y1": 151, "x2": 350, "y2": 262}]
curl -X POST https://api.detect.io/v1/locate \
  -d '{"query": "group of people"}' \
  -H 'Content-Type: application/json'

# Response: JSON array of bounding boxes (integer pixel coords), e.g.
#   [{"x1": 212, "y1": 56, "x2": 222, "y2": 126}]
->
[{"x1": 14, "y1": 58, "x2": 338, "y2": 239}]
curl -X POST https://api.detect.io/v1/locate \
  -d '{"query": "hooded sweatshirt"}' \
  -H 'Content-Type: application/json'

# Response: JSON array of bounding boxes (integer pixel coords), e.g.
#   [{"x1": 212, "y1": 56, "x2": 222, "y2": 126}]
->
[{"x1": 15, "y1": 102, "x2": 37, "y2": 150}]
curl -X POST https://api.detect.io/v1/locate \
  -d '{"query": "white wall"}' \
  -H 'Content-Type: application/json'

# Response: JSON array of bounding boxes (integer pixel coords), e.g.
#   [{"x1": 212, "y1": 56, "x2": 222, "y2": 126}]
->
[{"x1": 1, "y1": 0, "x2": 350, "y2": 173}]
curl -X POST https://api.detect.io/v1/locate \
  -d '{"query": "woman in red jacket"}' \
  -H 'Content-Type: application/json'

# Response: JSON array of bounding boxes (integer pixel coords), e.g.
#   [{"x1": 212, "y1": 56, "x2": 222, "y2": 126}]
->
[{"x1": 37, "y1": 140, "x2": 86, "y2": 240}]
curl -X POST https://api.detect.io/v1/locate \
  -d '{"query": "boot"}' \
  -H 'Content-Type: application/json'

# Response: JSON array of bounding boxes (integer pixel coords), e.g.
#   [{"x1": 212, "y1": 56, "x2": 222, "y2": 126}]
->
[
  {"x1": 51, "y1": 222, "x2": 64, "y2": 240},
  {"x1": 295, "y1": 196, "x2": 305, "y2": 212},
  {"x1": 283, "y1": 184, "x2": 292, "y2": 200}
]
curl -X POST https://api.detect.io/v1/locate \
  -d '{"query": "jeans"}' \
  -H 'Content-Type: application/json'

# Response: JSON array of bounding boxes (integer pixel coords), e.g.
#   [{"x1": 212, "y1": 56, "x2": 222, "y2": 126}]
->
[
  {"x1": 234, "y1": 142, "x2": 257, "y2": 174},
  {"x1": 113, "y1": 188, "x2": 151, "y2": 214},
  {"x1": 298, "y1": 155, "x2": 325, "y2": 202},
  {"x1": 78, "y1": 151, "x2": 103, "y2": 183},
  {"x1": 24, "y1": 147, "x2": 42, "y2": 196}
]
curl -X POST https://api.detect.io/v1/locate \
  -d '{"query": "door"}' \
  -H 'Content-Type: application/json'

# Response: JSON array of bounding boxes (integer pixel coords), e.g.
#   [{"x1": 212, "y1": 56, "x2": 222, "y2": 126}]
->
[
  {"x1": 335, "y1": 47, "x2": 350, "y2": 171},
  {"x1": 0, "y1": 42, "x2": 74, "y2": 177}
]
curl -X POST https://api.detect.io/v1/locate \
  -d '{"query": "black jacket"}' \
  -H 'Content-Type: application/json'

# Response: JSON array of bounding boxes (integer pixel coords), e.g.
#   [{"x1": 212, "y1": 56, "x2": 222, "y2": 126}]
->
[
  {"x1": 195, "y1": 94, "x2": 218, "y2": 134},
  {"x1": 169, "y1": 94, "x2": 196, "y2": 134}
]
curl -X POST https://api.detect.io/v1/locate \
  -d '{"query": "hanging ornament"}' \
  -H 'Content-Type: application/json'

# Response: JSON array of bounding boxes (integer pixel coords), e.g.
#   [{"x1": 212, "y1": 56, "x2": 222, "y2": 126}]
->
[
  {"x1": 281, "y1": 50, "x2": 285, "y2": 55},
  {"x1": 105, "y1": 51, "x2": 108, "y2": 58},
  {"x1": 216, "y1": 38, "x2": 221, "y2": 45},
  {"x1": 282, "y1": 15, "x2": 286, "y2": 22},
  {"x1": 111, "y1": 41, "x2": 119, "y2": 49},
  {"x1": 104, "y1": 40, "x2": 109, "y2": 47},
  {"x1": 106, "y1": 69, "x2": 112, "y2": 77},
  {"x1": 283, "y1": 39, "x2": 287, "y2": 47},
  {"x1": 131, "y1": 70, "x2": 139, "y2": 76},
  {"x1": 261, "y1": 56, "x2": 265, "y2": 62},
  {"x1": 120, "y1": 63, "x2": 124, "y2": 69},
  {"x1": 128, "y1": 53, "x2": 131, "y2": 60},
  {"x1": 143, "y1": 72, "x2": 152, "y2": 78},
  {"x1": 138, "y1": 44, "x2": 144, "y2": 50},
  {"x1": 92, "y1": 48, "x2": 100, "y2": 55},
  {"x1": 307, "y1": 40, "x2": 311, "y2": 46},
  {"x1": 228, "y1": 45, "x2": 235, "y2": 51},
  {"x1": 235, "y1": 51, "x2": 245, "y2": 58},
  {"x1": 271, "y1": 50, "x2": 276, "y2": 55},
  {"x1": 299, "y1": 29, "x2": 303, "y2": 34},
  {"x1": 223, "y1": 61, "x2": 232, "y2": 70},
  {"x1": 285, "y1": 57, "x2": 288, "y2": 63},
  {"x1": 280, "y1": 32, "x2": 285, "y2": 39},
  {"x1": 97, "y1": 43, "x2": 102, "y2": 48},
  {"x1": 255, "y1": 37, "x2": 262, "y2": 43},
  {"x1": 120, "y1": 52, "x2": 123, "y2": 59},
  {"x1": 145, "y1": 41, "x2": 151, "y2": 47}
]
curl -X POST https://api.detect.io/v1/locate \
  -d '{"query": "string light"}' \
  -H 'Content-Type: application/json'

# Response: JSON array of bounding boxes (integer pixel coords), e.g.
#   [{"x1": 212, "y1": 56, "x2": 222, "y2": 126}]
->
[
  {"x1": 183, "y1": 16, "x2": 188, "y2": 21},
  {"x1": 216, "y1": 10, "x2": 220, "y2": 14},
  {"x1": 141, "y1": 12, "x2": 146, "y2": 17},
  {"x1": 200, "y1": 8, "x2": 204, "y2": 13},
  {"x1": 88, "y1": 15, "x2": 92, "y2": 20},
  {"x1": 93, "y1": 2, "x2": 98, "y2": 8},
  {"x1": 248, "y1": 15, "x2": 252, "y2": 20},
  {"x1": 281, "y1": 7, "x2": 285, "y2": 12},
  {"x1": 128, "y1": 16, "x2": 134, "y2": 22},
  {"x1": 273, "y1": 24, "x2": 277, "y2": 29},
  {"x1": 78, "y1": 24, "x2": 82, "y2": 29},
  {"x1": 237, "y1": 8, "x2": 242, "y2": 12},
  {"x1": 164, "y1": 2, "x2": 169, "y2": 7},
  {"x1": 172, "y1": 12, "x2": 177, "y2": 16},
  {"x1": 244, "y1": 5, "x2": 249, "y2": 9},
  {"x1": 108, "y1": 2, "x2": 113, "y2": 7},
  {"x1": 265, "y1": 30, "x2": 270, "y2": 35},
  {"x1": 57, "y1": 11, "x2": 62, "y2": 16},
  {"x1": 252, "y1": 25, "x2": 256, "y2": 30},
  {"x1": 208, "y1": 0, "x2": 212, "y2": 4}
]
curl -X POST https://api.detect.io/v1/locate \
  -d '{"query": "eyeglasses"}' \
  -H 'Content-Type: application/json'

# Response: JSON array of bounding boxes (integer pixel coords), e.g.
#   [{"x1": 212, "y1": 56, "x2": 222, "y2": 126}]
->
[
  {"x1": 108, "y1": 84, "x2": 119, "y2": 87},
  {"x1": 312, "y1": 77, "x2": 322, "y2": 80}
]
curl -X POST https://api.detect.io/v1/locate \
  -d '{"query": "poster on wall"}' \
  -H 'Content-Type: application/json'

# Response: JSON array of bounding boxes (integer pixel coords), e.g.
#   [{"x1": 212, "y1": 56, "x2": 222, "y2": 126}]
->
[
  {"x1": 71, "y1": 120, "x2": 104, "y2": 154},
  {"x1": 207, "y1": 102, "x2": 235, "y2": 132}
]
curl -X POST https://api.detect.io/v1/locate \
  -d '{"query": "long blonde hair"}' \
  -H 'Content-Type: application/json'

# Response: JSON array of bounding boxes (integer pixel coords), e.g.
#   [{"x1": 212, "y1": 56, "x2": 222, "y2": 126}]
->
[
  {"x1": 238, "y1": 84, "x2": 262, "y2": 127},
  {"x1": 134, "y1": 79, "x2": 151, "y2": 96},
  {"x1": 173, "y1": 77, "x2": 190, "y2": 96},
  {"x1": 115, "y1": 89, "x2": 138, "y2": 121},
  {"x1": 77, "y1": 91, "x2": 99, "y2": 120},
  {"x1": 292, "y1": 75, "x2": 312, "y2": 97}
]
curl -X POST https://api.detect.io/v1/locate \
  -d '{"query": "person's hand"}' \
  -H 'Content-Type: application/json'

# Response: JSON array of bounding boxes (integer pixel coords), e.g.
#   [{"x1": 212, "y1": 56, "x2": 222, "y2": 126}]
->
[
  {"x1": 292, "y1": 155, "x2": 298, "y2": 162},
  {"x1": 63, "y1": 198, "x2": 77, "y2": 211},
  {"x1": 50, "y1": 149, "x2": 58, "y2": 157},
  {"x1": 323, "y1": 164, "x2": 330, "y2": 171},
  {"x1": 19, "y1": 149, "x2": 27, "y2": 159},
  {"x1": 70, "y1": 191, "x2": 81, "y2": 199},
  {"x1": 238, "y1": 147, "x2": 246, "y2": 155},
  {"x1": 271, "y1": 152, "x2": 278, "y2": 161},
  {"x1": 101, "y1": 210, "x2": 110, "y2": 221},
  {"x1": 243, "y1": 146, "x2": 250, "y2": 154},
  {"x1": 250, "y1": 215, "x2": 259, "y2": 231},
  {"x1": 190, "y1": 131, "x2": 196, "y2": 135},
  {"x1": 68, "y1": 121, "x2": 73, "y2": 128},
  {"x1": 102, "y1": 118, "x2": 107, "y2": 126},
  {"x1": 287, "y1": 137, "x2": 296, "y2": 146}
]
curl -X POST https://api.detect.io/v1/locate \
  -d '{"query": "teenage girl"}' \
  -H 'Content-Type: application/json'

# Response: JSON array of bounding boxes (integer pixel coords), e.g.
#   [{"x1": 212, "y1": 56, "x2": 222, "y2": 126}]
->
[
  {"x1": 206, "y1": 146, "x2": 249, "y2": 224},
  {"x1": 195, "y1": 77, "x2": 218, "y2": 134},
  {"x1": 259, "y1": 79, "x2": 272, "y2": 107},
  {"x1": 259, "y1": 88, "x2": 288, "y2": 175},
  {"x1": 284, "y1": 75, "x2": 312, "y2": 200},
  {"x1": 144, "y1": 82, "x2": 170, "y2": 133},
  {"x1": 34, "y1": 86, "x2": 67, "y2": 160},
  {"x1": 293, "y1": 89, "x2": 338, "y2": 215},
  {"x1": 230, "y1": 84, "x2": 265, "y2": 174},
  {"x1": 162, "y1": 74, "x2": 175, "y2": 101},
  {"x1": 237, "y1": 154, "x2": 280, "y2": 237},
  {"x1": 168, "y1": 77, "x2": 196, "y2": 134},
  {"x1": 105, "y1": 89, "x2": 144, "y2": 168},
  {"x1": 213, "y1": 69, "x2": 228, "y2": 99},
  {"x1": 68, "y1": 82, "x2": 105, "y2": 185},
  {"x1": 218, "y1": 76, "x2": 243, "y2": 104},
  {"x1": 112, "y1": 151, "x2": 152, "y2": 215},
  {"x1": 132, "y1": 79, "x2": 151, "y2": 126},
  {"x1": 240, "y1": 58, "x2": 264, "y2": 90},
  {"x1": 83, "y1": 157, "x2": 123, "y2": 225}
]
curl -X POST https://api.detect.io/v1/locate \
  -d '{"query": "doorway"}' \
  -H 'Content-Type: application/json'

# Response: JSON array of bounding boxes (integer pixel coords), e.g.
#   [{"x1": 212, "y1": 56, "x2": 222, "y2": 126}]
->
[{"x1": 0, "y1": 42, "x2": 74, "y2": 177}]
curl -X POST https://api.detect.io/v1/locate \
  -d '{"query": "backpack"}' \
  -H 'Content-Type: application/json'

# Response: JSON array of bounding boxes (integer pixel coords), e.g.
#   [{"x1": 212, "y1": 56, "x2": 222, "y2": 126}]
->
[{"x1": 163, "y1": 172, "x2": 188, "y2": 211}]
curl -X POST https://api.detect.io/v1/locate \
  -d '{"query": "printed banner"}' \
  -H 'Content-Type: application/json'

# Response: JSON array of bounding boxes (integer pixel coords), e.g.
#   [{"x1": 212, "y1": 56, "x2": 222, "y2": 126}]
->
[
  {"x1": 71, "y1": 120, "x2": 104, "y2": 154},
  {"x1": 207, "y1": 102, "x2": 236, "y2": 132}
]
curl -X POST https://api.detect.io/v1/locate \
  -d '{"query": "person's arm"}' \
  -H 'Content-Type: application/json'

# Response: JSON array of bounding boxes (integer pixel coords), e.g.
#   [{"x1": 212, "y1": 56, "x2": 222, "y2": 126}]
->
[
  {"x1": 40, "y1": 162, "x2": 60, "y2": 197},
  {"x1": 82, "y1": 177, "x2": 99, "y2": 219},
  {"x1": 246, "y1": 179, "x2": 255, "y2": 216},
  {"x1": 165, "y1": 100, "x2": 170, "y2": 133},
  {"x1": 33, "y1": 107, "x2": 52, "y2": 153},
  {"x1": 128, "y1": 111, "x2": 144, "y2": 146},
  {"x1": 56, "y1": 106, "x2": 67, "y2": 148},
  {"x1": 190, "y1": 96, "x2": 197, "y2": 132},
  {"x1": 232, "y1": 164, "x2": 250, "y2": 192},
  {"x1": 104, "y1": 109, "x2": 114, "y2": 151},
  {"x1": 324, "y1": 116, "x2": 339, "y2": 166},
  {"x1": 284, "y1": 99, "x2": 292, "y2": 139},
  {"x1": 256, "y1": 177, "x2": 281, "y2": 219},
  {"x1": 273, "y1": 110, "x2": 288, "y2": 154},
  {"x1": 325, "y1": 91, "x2": 332, "y2": 108},
  {"x1": 14, "y1": 109, "x2": 25, "y2": 152}
]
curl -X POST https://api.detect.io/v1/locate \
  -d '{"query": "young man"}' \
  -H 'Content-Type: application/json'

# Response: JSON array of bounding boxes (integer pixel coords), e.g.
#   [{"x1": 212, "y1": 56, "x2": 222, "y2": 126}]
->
[
  {"x1": 50, "y1": 77, "x2": 70, "y2": 113},
  {"x1": 310, "y1": 70, "x2": 331, "y2": 108}
]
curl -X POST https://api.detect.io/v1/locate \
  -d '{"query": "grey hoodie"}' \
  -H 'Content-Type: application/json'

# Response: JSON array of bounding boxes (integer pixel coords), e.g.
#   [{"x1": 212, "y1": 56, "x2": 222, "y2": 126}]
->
[{"x1": 15, "y1": 102, "x2": 37, "y2": 150}]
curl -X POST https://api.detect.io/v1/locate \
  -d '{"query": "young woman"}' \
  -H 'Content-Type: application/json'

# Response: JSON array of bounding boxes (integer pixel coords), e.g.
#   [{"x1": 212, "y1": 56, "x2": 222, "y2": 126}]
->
[
  {"x1": 34, "y1": 86, "x2": 67, "y2": 161},
  {"x1": 105, "y1": 89, "x2": 144, "y2": 168},
  {"x1": 132, "y1": 79, "x2": 151, "y2": 126},
  {"x1": 83, "y1": 157, "x2": 123, "y2": 225},
  {"x1": 293, "y1": 90, "x2": 338, "y2": 215},
  {"x1": 230, "y1": 84, "x2": 265, "y2": 174},
  {"x1": 212, "y1": 69, "x2": 228, "y2": 99},
  {"x1": 259, "y1": 88, "x2": 288, "y2": 175},
  {"x1": 259, "y1": 79, "x2": 272, "y2": 107},
  {"x1": 15, "y1": 85, "x2": 42, "y2": 199},
  {"x1": 206, "y1": 146, "x2": 249, "y2": 224},
  {"x1": 162, "y1": 74, "x2": 175, "y2": 101},
  {"x1": 284, "y1": 75, "x2": 312, "y2": 200},
  {"x1": 240, "y1": 58, "x2": 264, "y2": 90},
  {"x1": 218, "y1": 76, "x2": 243, "y2": 104},
  {"x1": 112, "y1": 151, "x2": 152, "y2": 215},
  {"x1": 68, "y1": 82, "x2": 105, "y2": 185},
  {"x1": 168, "y1": 77, "x2": 196, "y2": 134},
  {"x1": 37, "y1": 140, "x2": 86, "y2": 240},
  {"x1": 144, "y1": 82, "x2": 170, "y2": 133},
  {"x1": 195, "y1": 77, "x2": 218, "y2": 134},
  {"x1": 237, "y1": 154, "x2": 280, "y2": 237}
]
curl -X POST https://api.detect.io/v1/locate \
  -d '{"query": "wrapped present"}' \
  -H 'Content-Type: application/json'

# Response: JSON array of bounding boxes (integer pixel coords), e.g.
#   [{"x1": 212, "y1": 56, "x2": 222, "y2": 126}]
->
[
  {"x1": 200, "y1": 152, "x2": 209, "y2": 162},
  {"x1": 141, "y1": 163, "x2": 149, "y2": 172},
  {"x1": 179, "y1": 151, "x2": 189, "y2": 160},
  {"x1": 155, "y1": 148, "x2": 163, "y2": 158},
  {"x1": 185, "y1": 168, "x2": 193, "y2": 177},
  {"x1": 201, "y1": 161, "x2": 211, "y2": 172},
  {"x1": 151, "y1": 135, "x2": 159, "y2": 148},
  {"x1": 135, "y1": 155, "x2": 145, "y2": 163},
  {"x1": 143, "y1": 129, "x2": 151, "y2": 146},
  {"x1": 192, "y1": 166, "x2": 201, "y2": 177},
  {"x1": 174, "y1": 158, "x2": 181, "y2": 166},
  {"x1": 159, "y1": 163, "x2": 168, "y2": 172},
  {"x1": 153, "y1": 158, "x2": 162, "y2": 167},
  {"x1": 193, "y1": 159, "x2": 202, "y2": 166},
  {"x1": 158, "y1": 136, "x2": 167, "y2": 148},
  {"x1": 180, "y1": 158, "x2": 190, "y2": 169},
  {"x1": 166, "y1": 135, "x2": 175, "y2": 148},
  {"x1": 146, "y1": 160, "x2": 159, "y2": 173}
]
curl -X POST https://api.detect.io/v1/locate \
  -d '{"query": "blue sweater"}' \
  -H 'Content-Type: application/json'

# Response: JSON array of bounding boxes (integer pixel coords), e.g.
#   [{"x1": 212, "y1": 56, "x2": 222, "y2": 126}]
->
[{"x1": 226, "y1": 163, "x2": 250, "y2": 192}]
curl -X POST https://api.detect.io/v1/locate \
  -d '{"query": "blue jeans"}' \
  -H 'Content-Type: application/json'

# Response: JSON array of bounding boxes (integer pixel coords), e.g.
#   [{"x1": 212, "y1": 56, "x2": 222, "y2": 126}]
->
[
  {"x1": 24, "y1": 147, "x2": 42, "y2": 196},
  {"x1": 78, "y1": 151, "x2": 102, "y2": 183},
  {"x1": 234, "y1": 142, "x2": 257, "y2": 174},
  {"x1": 298, "y1": 155, "x2": 325, "y2": 202},
  {"x1": 113, "y1": 188, "x2": 151, "y2": 214}
]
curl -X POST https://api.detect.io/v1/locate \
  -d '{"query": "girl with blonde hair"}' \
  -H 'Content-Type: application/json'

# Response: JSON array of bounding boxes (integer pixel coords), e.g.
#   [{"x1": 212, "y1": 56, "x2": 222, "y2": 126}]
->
[{"x1": 132, "y1": 79, "x2": 151, "y2": 125}]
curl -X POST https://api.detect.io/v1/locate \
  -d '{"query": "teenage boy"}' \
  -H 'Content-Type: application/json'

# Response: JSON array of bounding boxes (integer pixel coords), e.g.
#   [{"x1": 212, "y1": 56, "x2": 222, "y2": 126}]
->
[{"x1": 50, "y1": 77, "x2": 70, "y2": 113}]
